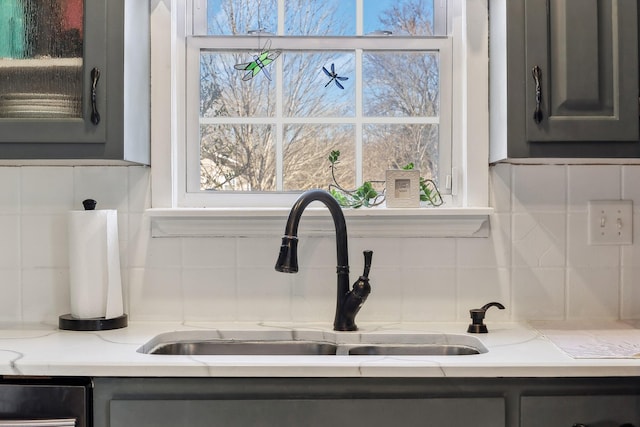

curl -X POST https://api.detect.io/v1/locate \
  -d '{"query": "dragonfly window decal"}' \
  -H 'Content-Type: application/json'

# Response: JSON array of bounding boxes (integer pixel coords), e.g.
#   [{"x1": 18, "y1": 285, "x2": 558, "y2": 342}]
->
[
  {"x1": 322, "y1": 63, "x2": 348, "y2": 89},
  {"x1": 234, "y1": 40, "x2": 281, "y2": 81}
]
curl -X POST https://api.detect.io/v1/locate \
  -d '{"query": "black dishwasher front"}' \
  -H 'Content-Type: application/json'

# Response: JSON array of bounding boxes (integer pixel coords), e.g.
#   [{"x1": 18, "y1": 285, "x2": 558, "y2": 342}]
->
[{"x1": 0, "y1": 377, "x2": 90, "y2": 427}]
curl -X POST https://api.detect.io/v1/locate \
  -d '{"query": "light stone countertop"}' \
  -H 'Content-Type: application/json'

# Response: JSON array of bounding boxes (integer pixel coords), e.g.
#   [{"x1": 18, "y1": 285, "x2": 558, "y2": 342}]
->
[{"x1": 1, "y1": 321, "x2": 640, "y2": 378}]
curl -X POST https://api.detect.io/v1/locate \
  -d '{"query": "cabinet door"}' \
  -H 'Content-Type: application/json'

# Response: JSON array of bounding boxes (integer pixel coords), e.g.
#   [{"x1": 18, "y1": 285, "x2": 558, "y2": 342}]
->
[
  {"x1": 110, "y1": 398, "x2": 505, "y2": 427},
  {"x1": 0, "y1": 0, "x2": 149, "y2": 164},
  {"x1": 521, "y1": 395, "x2": 640, "y2": 427},
  {"x1": 524, "y1": 0, "x2": 639, "y2": 142},
  {"x1": 0, "y1": 0, "x2": 107, "y2": 144}
]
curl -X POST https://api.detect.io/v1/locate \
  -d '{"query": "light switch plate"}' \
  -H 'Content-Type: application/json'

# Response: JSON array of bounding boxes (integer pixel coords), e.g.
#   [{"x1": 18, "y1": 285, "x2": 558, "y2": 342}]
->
[{"x1": 588, "y1": 200, "x2": 633, "y2": 245}]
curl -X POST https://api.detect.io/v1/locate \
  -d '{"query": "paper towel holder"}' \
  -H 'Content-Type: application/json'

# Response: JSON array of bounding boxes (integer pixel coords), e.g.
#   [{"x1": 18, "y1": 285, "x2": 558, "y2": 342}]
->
[
  {"x1": 60, "y1": 198, "x2": 128, "y2": 331},
  {"x1": 59, "y1": 313, "x2": 128, "y2": 331}
]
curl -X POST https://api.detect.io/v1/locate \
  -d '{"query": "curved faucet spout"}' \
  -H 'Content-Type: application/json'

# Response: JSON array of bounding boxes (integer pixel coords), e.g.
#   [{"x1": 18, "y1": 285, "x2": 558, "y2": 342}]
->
[{"x1": 275, "y1": 189, "x2": 371, "y2": 331}]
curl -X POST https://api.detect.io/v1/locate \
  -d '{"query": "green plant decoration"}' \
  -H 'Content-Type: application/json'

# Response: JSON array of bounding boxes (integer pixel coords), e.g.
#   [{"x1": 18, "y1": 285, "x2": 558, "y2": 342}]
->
[
  {"x1": 402, "y1": 163, "x2": 444, "y2": 207},
  {"x1": 328, "y1": 151, "x2": 443, "y2": 208},
  {"x1": 328, "y1": 150, "x2": 384, "y2": 208}
]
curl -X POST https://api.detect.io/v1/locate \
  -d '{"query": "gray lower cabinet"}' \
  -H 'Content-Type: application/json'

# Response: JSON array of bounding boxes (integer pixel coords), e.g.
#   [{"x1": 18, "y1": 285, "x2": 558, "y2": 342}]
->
[
  {"x1": 110, "y1": 398, "x2": 503, "y2": 427},
  {"x1": 94, "y1": 378, "x2": 506, "y2": 427},
  {"x1": 521, "y1": 395, "x2": 640, "y2": 427},
  {"x1": 93, "y1": 377, "x2": 640, "y2": 427}
]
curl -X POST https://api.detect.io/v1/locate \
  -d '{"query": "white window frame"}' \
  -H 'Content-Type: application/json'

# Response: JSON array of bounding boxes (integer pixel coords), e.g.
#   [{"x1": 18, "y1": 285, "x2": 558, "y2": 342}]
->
[{"x1": 148, "y1": 0, "x2": 491, "y2": 238}]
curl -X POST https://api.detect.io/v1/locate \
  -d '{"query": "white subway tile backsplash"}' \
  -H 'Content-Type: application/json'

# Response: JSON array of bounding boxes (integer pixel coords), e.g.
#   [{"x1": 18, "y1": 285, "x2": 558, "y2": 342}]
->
[
  {"x1": 236, "y1": 267, "x2": 292, "y2": 321},
  {"x1": 21, "y1": 268, "x2": 69, "y2": 324},
  {"x1": 290, "y1": 267, "x2": 337, "y2": 322},
  {"x1": 127, "y1": 267, "x2": 183, "y2": 321},
  {"x1": 621, "y1": 268, "x2": 640, "y2": 319},
  {"x1": 127, "y1": 166, "x2": 151, "y2": 213},
  {"x1": 237, "y1": 237, "x2": 282, "y2": 268},
  {"x1": 512, "y1": 212, "x2": 565, "y2": 268},
  {"x1": 621, "y1": 213, "x2": 640, "y2": 268},
  {"x1": 0, "y1": 168, "x2": 21, "y2": 214},
  {"x1": 21, "y1": 215, "x2": 68, "y2": 268},
  {"x1": 568, "y1": 165, "x2": 621, "y2": 212},
  {"x1": 21, "y1": 167, "x2": 74, "y2": 214},
  {"x1": 457, "y1": 213, "x2": 511, "y2": 268},
  {"x1": 4, "y1": 164, "x2": 640, "y2": 324},
  {"x1": 73, "y1": 166, "x2": 129, "y2": 212},
  {"x1": 0, "y1": 216, "x2": 20, "y2": 269},
  {"x1": 127, "y1": 213, "x2": 150, "y2": 268},
  {"x1": 0, "y1": 270, "x2": 21, "y2": 322},
  {"x1": 567, "y1": 267, "x2": 620, "y2": 319},
  {"x1": 355, "y1": 267, "x2": 403, "y2": 323},
  {"x1": 400, "y1": 268, "x2": 457, "y2": 322},
  {"x1": 512, "y1": 165, "x2": 566, "y2": 212},
  {"x1": 489, "y1": 162, "x2": 511, "y2": 213},
  {"x1": 144, "y1": 235, "x2": 182, "y2": 268},
  {"x1": 511, "y1": 267, "x2": 565, "y2": 320},
  {"x1": 182, "y1": 237, "x2": 237, "y2": 268},
  {"x1": 397, "y1": 238, "x2": 456, "y2": 268},
  {"x1": 456, "y1": 267, "x2": 510, "y2": 321},
  {"x1": 182, "y1": 268, "x2": 237, "y2": 321}
]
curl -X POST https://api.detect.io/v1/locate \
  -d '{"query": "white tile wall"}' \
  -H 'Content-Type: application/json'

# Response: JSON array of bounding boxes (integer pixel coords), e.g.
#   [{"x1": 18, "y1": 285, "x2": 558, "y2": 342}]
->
[{"x1": 1, "y1": 163, "x2": 640, "y2": 326}]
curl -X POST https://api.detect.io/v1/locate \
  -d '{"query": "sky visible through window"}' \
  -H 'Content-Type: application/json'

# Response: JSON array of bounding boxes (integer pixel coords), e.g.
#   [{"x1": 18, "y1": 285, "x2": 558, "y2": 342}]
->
[{"x1": 205, "y1": 0, "x2": 434, "y2": 35}]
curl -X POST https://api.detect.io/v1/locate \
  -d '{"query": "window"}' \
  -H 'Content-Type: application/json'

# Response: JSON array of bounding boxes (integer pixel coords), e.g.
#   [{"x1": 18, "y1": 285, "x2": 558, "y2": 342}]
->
[
  {"x1": 150, "y1": 0, "x2": 490, "y2": 235},
  {"x1": 175, "y1": 0, "x2": 465, "y2": 208}
]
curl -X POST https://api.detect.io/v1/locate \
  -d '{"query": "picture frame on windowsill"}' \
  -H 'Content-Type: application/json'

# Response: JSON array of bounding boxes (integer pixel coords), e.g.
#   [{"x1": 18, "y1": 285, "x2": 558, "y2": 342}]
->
[{"x1": 385, "y1": 169, "x2": 421, "y2": 208}]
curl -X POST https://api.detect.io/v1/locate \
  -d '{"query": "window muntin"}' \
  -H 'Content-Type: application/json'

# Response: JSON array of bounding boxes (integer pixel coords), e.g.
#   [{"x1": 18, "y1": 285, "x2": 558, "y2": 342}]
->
[{"x1": 186, "y1": 0, "x2": 452, "y2": 205}]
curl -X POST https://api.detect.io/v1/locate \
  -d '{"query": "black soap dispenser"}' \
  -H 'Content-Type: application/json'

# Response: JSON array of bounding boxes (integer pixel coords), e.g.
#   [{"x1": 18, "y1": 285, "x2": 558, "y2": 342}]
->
[{"x1": 467, "y1": 302, "x2": 505, "y2": 333}]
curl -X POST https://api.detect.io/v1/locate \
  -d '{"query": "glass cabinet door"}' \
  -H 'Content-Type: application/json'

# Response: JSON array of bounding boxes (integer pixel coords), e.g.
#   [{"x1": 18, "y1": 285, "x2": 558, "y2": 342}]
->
[{"x1": 0, "y1": 0, "x2": 107, "y2": 144}]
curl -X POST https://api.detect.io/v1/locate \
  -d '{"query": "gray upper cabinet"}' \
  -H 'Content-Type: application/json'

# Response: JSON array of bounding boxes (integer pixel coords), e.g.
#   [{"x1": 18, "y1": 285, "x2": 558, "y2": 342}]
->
[
  {"x1": 490, "y1": 0, "x2": 640, "y2": 160},
  {"x1": 0, "y1": 0, "x2": 149, "y2": 164}
]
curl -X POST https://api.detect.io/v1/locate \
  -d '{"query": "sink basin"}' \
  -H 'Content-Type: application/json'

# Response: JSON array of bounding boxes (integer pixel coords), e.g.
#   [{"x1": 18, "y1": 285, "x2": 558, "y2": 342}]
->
[
  {"x1": 138, "y1": 330, "x2": 488, "y2": 356},
  {"x1": 347, "y1": 344, "x2": 481, "y2": 356},
  {"x1": 148, "y1": 340, "x2": 338, "y2": 356}
]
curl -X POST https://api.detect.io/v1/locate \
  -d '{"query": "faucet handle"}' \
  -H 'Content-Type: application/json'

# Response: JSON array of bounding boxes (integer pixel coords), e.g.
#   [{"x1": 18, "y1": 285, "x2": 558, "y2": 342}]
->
[
  {"x1": 362, "y1": 250, "x2": 373, "y2": 278},
  {"x1": 467, "y1": 301, "x2": 505, "y2": 333}
]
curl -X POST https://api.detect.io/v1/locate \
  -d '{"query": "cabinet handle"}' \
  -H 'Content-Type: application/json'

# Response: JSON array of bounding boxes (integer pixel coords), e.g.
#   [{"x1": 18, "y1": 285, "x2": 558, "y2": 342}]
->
[
  {"x1": 532, "y1": 65, "x2": 543, "y2": 124},
  {"x1": 90, "y1": 67, "x2": 101, "y2": 125}
]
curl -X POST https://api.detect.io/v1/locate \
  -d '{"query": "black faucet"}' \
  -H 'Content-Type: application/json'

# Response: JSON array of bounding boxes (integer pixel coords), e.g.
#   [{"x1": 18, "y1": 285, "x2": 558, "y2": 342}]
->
[{"x1": 275, "y1": 189, "x2": 372, "y2": 331}]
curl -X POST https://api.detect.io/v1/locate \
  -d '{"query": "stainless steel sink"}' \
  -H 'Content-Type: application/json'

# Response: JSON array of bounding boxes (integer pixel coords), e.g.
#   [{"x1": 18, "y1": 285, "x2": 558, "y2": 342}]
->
[
  {"x1": 138, "y1": 330, "x2": 488, "y2": 356},
  {"x1": 347, "y1": 344, "x2": 481, "y2": 356},
  {"x1": 148, "y1": 340, "x2": 338, "y2": 356}
]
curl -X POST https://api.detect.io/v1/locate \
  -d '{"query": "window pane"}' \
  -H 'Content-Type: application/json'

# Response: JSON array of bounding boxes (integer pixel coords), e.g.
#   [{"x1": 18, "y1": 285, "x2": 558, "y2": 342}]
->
[
  {"x1": 284, "y1": 124, "x2": 355, "y2": 191},
  {"x1": 201, "y1": 51, "x2": 277, "y2": 118},
  {"x1": 363, "y1": 51, "x2": 439, "y2": 117},
  {"x1": 205, "y1": 0, "x2": 277, "y2": 35},
  {"x1": 283, "y1": 52, "x2": 355, "y2": 117},
  {"x1": 363, "y1": 0, "x2": 439, "y2": 36},
  {"x1": 284, "y1": 0, "x2": 355, "y2": 35},
  {"x1": 200, "y1": 124, "x2": 276, "y2": 191},
  {"x1": 363, "y1": 124, "x2": 439, "y2": 183}
]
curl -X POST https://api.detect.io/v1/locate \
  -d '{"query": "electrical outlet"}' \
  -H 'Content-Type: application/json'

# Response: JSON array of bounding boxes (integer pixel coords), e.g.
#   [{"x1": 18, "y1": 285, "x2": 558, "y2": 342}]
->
[{"x1": 588, "y1": 200, "x2": 633, "y2": 245}]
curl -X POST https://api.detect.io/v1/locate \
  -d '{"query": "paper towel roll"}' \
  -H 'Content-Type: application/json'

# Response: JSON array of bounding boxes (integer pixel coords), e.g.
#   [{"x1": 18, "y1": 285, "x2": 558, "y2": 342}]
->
[{"x1": 68, "y1": 209, "x2": 124, "y2": 319}]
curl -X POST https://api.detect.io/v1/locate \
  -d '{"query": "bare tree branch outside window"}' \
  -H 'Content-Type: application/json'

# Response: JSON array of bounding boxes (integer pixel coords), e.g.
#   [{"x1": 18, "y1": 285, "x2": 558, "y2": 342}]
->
[{"x1": 197, "y1": 0, "x2": 441, "y2": 193}]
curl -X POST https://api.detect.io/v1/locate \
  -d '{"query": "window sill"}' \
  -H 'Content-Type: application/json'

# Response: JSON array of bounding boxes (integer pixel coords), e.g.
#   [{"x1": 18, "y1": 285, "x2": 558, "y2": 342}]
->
[{"x1": 147, "y1": 207, "x2": 493, "y2": 238}]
